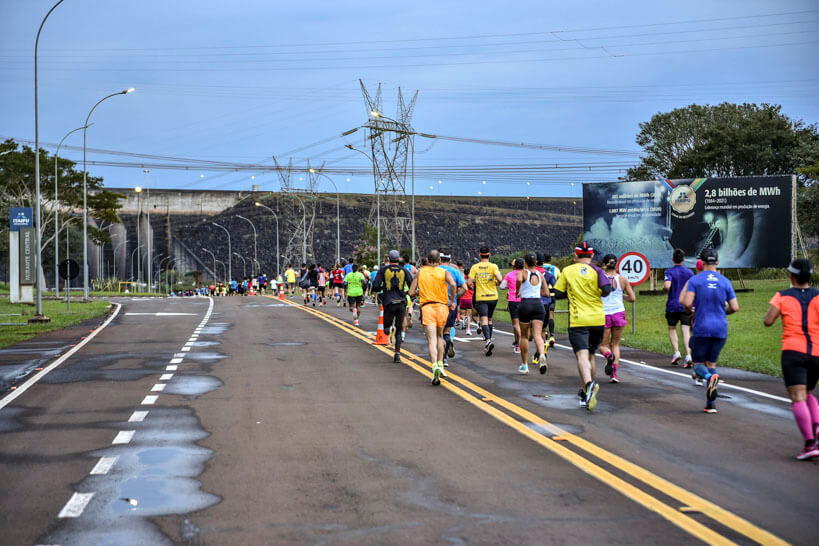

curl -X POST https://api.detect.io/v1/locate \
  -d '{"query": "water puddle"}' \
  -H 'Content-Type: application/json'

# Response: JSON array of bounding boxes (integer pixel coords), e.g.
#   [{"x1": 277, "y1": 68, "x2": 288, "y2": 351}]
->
[
  {"x1": 183, "y1": 351, "x2": 226, "y2": 361},
  {"x1": 190, "y1": 341, "x2": 220, "y2": 347},
  {"x1": 199, "y1": 323, "x2": 230, "y2": 335},
  {"x1": 266, "y1": 341, "x2": 307, "y2": 347},
  {"x1": 0, "y1": 407, "x2": 26, "y2": 433},
  {"x1": 163, "y1": 375, "x2": 223, "y2": 398}
]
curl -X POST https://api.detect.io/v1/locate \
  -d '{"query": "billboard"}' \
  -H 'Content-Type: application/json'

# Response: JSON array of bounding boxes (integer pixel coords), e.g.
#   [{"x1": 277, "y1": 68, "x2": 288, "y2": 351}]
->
[{"x1": 582, "y1": 176, "x2": 794, "y2": 268}]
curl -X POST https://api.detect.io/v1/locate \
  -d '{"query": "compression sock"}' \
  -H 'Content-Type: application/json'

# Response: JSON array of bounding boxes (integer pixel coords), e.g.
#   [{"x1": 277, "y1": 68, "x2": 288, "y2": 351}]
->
[
  {"x1": 792, "y1": 401, "x2": 815, "y2": 442},
  {"x1": 693, "y1": 363, "x2": 711, "y2": 381},
  {"x1": 481, "y1": 325, "x2": 490, "y2": 340},
  {"x1": 806, "y1": 394, "x2": 819, "y2": 433},
  {"x1": 488, "y1": 324, "x2": 493, "y2": 339},
  {"x1": 443, "y1": 332, "x2": 451, "y2": 347},
  {"x1": 549, "y1": 318, "x2": 555, "y2": 336}
]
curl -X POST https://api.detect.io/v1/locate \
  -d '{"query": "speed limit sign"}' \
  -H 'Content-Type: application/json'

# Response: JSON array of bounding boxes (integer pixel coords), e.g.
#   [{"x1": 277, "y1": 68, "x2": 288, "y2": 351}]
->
[{"x1": 617, "y1": 252, "x2": 650, "y2": 286}]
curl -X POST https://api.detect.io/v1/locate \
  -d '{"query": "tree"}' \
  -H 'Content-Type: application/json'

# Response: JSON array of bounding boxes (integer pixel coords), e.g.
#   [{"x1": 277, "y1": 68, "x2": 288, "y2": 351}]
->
[{"x1": 797, "y1": 160, "x2": 819, "y2": 241}]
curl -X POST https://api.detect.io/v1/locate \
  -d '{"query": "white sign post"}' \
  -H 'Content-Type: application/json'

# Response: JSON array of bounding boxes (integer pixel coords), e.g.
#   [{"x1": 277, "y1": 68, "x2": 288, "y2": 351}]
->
[{"x1": 617, "y1": 252, "x2": 651, "y2": 334}]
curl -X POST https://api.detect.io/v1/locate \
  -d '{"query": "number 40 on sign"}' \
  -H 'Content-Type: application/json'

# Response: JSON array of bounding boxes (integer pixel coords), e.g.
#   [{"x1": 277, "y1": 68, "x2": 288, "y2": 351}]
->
[{"x1": 616, "y1": 252, "x2": 650, "y2": 335}]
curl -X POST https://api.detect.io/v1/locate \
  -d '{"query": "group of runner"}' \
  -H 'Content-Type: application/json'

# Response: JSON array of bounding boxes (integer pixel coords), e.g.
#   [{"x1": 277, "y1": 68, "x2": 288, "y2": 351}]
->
[{"x1": 205, "y1": 273, "x2": 279, "y2": 297}]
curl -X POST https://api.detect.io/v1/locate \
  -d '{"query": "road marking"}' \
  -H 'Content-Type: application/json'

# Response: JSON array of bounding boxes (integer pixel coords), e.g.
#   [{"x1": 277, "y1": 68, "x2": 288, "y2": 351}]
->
[
  {"x1": 170, "y1": 358, "x2": 183, "y2": 364},
  {"x1": 181, "y1": 347, "x2": 191, "y2": 352},
  {"x1": 125, "y1": 312, "x2": 197, "y2": 316},
  {"x1": 90, "y1": 456, "x2": 118, "y2": 475},
  {"x1": 112, "y1": 430, "x2": 135, "y2": 445},
  {"x1": 283, "y1": 297, "x2": 787, "y2": 546},
  {"x1": 0, "y1": 304, "x2": 122, "y2": 412},
  {"x1": 166, "y1": 365, "x2": 178, "y2": 371},
  {"x1": 173, "y1": 353, "x2": 186, "y2": 358},
  {"x1": 141, "y1": 395, "x2": 158, "y2": 405},
  {"x1": 151, "y1": 384, "x2": 166, "y2": 392},
  {"x1": 128, "y1": 410, "x2": 149, "y2": 422},
  {"x1": 58, "y1": 492, "x2": 94, "y2": 518},
  {"x1": 184, "y1": 341, "x2": 194, "y2": 346},
  {"x1": 160, "y1": 374, "x2": 174, "y2": 381},
  {"x1": 188, "y1": 337, "x2": 198, "y2": 342}
]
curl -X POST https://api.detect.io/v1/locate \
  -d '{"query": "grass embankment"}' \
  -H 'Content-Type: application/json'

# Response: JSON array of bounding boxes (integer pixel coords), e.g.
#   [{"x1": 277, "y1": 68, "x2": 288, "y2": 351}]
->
[
  {"x1": 0, "y1": 295, "x2": 111, "y2": 349},
  {"x1": 491, "y1": 278, "x2": 787, "y2": 377}
]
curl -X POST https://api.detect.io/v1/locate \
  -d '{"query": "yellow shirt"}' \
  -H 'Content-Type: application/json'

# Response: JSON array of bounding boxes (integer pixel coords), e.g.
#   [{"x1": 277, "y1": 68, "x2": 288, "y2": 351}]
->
[
  {"x1": 468, "y1": 262, "x2": 500, "y2": 301},
  {"x1": 285, "y1": 268, "x2": 296, "y2": 283},
  {"x1": 553, "y1": 262, "x2": 610, "y2": 327},
  {"x1": 418, "y1": 266, "x2": 449, "y2": 306}
]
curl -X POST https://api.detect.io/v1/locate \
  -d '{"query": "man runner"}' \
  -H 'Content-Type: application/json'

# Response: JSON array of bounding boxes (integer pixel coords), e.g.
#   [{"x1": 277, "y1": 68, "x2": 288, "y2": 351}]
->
[
  {"x1": 439, "y1": 249, "x2": 467, "y2": 363},
  {"x1": 680, "y1": 248, "x2": 739, "y2": 414},
  {"x1": 344, "y1": 264, "x2": 366, "y2": 326},
  {"x1": 372, "y1": 250, "x2": 413, "y2": 363},
  {"x1": 468, "y1": 246, "x2": 503, "y2": 356},
  {"x1": 542, "y1": 254, "x2": 560, "y2": 347},
  {"x1": 409, "y1": 250, "x2": 457, "y2": 385},
  {"x1": 553, "y1": 242, "x2": 612, "y2": 412},
  {"x1": 665, "y1": 248, "x2": 694, "y2": 367}
]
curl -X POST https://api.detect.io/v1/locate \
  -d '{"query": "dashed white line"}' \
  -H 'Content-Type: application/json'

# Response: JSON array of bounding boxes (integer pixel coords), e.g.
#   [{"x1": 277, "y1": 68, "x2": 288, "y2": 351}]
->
[
  {"x1": 184, "y1": 341, "x2": 194, "y2": 346},
  {"x1": 159, "y1": 374, "x2": 174, "y2": 381},
  {"x1": 166, "y1": 365, "x2": 178, "y2": 371},
  {"x1": 112, "y1": 430, "x2": 135, "y2": 444},
  {"x1": 151, "y1": 384, "x2": 166, "y2": 392},
  {"x1": 90, "y1": 456, "x2": 118, "y2": 475},
  {"x1": 181, "y1": 347, "x2": 191, "y2": 352},
  {"x1": 141, "y1": 395, "x2": 158, "y2": 405},
  {"x1": 169, "y1": 358, "x2": 183, "y2": 364},
  {"x1": 128, "y1": 410, "x2": 149, "y2": 422},
  {"x1": 173, "y1": 353, "x2": 186, "y2": 358},
  {"x1": 58, "y1": 492, "x2": 95, "y2": 518}
]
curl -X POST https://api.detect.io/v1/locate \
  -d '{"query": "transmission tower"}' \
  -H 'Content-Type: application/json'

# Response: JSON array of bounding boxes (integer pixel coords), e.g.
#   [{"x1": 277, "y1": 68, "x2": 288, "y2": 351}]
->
[
  {"x1": 273, "y1": 156, "x2": 311, "y2": 265},
  {"x1": 360, "y1": 80, "x2": 419, "y2": 257}
]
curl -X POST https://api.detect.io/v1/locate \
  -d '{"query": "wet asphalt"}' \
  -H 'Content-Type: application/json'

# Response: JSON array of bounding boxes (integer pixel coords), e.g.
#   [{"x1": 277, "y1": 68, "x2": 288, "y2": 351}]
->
[{"x1": 0, "y1": 294, "x2": 815, "y2": 545}]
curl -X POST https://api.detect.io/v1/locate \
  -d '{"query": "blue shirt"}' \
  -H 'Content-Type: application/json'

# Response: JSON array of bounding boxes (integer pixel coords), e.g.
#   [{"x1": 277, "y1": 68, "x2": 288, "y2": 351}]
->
[
  {"x1": 540, "y1": 271, "x2": 557, "y2": 305},
  {"x1": 343, "y1": 264, "x2": 353, "y2": 275},
  {"x1": 664, "y1": 265, "x2": 694, "y2": 312},
  {"x1": 440, "y1": 264, "x2": 465, "y2": 304},
  {"x1": 686, "y1": 271, "x2": 736, "y2": 338}
]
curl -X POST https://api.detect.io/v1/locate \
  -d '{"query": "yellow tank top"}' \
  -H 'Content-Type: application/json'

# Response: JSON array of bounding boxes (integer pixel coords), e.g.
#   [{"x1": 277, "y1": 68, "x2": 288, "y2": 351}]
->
[{"x1": 418, "y1": 266, "x2": 448, "y2": 306}]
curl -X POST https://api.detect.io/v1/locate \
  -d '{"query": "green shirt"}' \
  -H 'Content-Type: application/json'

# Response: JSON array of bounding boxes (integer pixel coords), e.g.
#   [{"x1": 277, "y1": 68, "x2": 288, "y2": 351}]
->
[{"x1": 345, "y1": 271, "x2": 366, "y2": 298}]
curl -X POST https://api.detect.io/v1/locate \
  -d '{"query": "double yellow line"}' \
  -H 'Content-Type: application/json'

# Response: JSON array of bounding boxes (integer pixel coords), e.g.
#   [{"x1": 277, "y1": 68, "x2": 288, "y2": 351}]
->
[{"x1": 275, "y1": 296, "x2": 787, "y2": 546}]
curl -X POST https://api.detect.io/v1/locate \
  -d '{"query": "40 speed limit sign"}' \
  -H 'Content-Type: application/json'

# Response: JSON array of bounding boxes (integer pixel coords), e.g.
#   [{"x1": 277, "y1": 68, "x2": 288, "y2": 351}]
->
[{"x1": 616, "y1": 252, "x2": 650, "y2": 286}]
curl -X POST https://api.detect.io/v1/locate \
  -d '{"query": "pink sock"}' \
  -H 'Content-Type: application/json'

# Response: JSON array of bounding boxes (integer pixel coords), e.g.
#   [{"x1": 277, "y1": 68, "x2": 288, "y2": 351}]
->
[
  {"x1": 792, "y1": 401, "x2": 814, "y2": 441},
  {"x1": 807, "y1": 394, "x2": 819, "y2": 434},
  {"x1": 603, "y1": 350, "x2": 612, "y2": 358}
]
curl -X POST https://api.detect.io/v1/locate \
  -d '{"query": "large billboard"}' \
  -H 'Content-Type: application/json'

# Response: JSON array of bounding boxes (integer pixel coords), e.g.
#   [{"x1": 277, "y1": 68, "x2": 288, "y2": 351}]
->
[{"x1": 582, "y1": 175, "x2": 795, "y2": 268}]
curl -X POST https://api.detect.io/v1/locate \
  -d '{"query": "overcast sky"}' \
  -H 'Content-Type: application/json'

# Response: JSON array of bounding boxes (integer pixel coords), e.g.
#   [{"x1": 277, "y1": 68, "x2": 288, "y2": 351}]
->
[{"x1": 1, "y1": 0, "x2": 817, "y2": 198}]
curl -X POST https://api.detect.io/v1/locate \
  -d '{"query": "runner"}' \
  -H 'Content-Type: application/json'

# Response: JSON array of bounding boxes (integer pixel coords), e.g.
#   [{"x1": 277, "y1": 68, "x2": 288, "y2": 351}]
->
[
  {"x1": 598, "y1": 254, "x2": 636, "y2": 384},
  {"x1": 316, "y1": 264, "x2": 327, "y2": 306},
  {"x1": 553, "y1": 242, "x2": 612, "y2": 412},
  {"x1": 371, "y1": 250, "x2": 413, "y2": 363},
  {"x1": 305, "y1": 264, "x2": 319, "y2": 306},
  {"x1": 542, "y1": 254, "x2": 561, "y2": 347},
  {"x1": 500, "y1": 259, "x2": 524, "y2": 353},
  {"x1": 665, "y1": 248, "x2": 694, "y2": 367},
  {"x1": 439, "y1": 249, "x2": 467, "y2": 364},
  {"x1": 285, "y1": 264, "x2": 297, "y2": 295},
  {"x1": 763, "y1": 258, "x2": 819, "y2": 459},
  {"x1": 680, "y1": 248, "x2": 739, "y2": 414},
  {"x1": 343, "y1": 264, "x2": 366, "y2": 326},
  {"x1": 516, "y1": 253, "x2": 550, "y2": 375},
  {"x1": 468, "y1": 246, "x2": 503, "y2": 357},
  {"x1": 535, "y1": 254, "x2": 557, "y2": 353},
  {"x1": 409, "y1": 249, "x2": 457, "y2": 385},
  {"x1": 331, "y1": 263, "x2": 345, "y2": 306}
]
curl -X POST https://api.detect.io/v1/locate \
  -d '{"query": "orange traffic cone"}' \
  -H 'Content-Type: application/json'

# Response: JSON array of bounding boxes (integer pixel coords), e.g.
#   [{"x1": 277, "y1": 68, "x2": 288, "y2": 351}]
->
[
  {"x1": 279, "y1": 285, "x2": 286, "y2": 300},
  {"x1": 373, "y1": 305, "x2": 389, "y2": 345}
]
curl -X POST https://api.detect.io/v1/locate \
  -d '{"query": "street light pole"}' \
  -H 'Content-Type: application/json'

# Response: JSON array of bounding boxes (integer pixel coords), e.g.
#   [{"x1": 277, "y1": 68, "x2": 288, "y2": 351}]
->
[
  {"x1": 235, "y1": 215, "x2": 257, "y2": 277},
  {"x1": 215, "y1": 259, "x2": 227, "y2": 283},
  {"x1": 309, "y1": 169, "x2": 340, "y2": 265},
  {"x1": 201, "y1": 247, "x2": 217, "y2": 282},
  {"x1": 234, "y1": 252, "x2": 246, "y2": 278},
  {"x1": 129, "y1": 244, "x2": 143, "y2": 281},
  {"x1": 254, "y1": 202, "x2": 280, "y2": 277},
  {"x1": 54, "y1": 124, "x2": 87, "y2": 297},
  {"x1": 345, "y1": 143, "x2": 380, "y2": 263},
  {"x1": 134, "y1": 186, "x2": 142, "y2": 292},
  {"x1": 211, "y1": 222, "x2": 231, "y2": 281},
  {"x1": 144, "y1": 169, "x2": 151, "y2": 292},
  {"x1": 82, "y1": 87, "x2": 135, "y2": 300}
]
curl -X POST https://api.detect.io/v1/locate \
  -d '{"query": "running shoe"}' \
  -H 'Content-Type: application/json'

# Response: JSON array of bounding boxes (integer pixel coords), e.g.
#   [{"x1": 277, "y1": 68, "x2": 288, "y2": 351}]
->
[
  {"x1": 393, "y1": 353, "x2": 401, "y2": 364},
  {"x1": 337, "y1": 300, "x2": 342, "y2": 307},
  {"x1": 691, "y1": 371, "x2": 703, "y2": 386},
  {"x1": 443, "y1": 359, "x2": 449, "y2": 368},
  {"x1": 447, "y1": 340, "x2": 455, "y2": 359},
  {"x1": 353, "y1": 319, "x2": 360, "y2": 326},
  {"x1": 706, "y1": 374, "x2": 720, "y2": 402},
  {"x1": 548, "y1": 335, "x2": 556, "y2": 347},
  {"x1": 484, "y1": 339, "x2": 495, "y2": 357},
  {"x1": 465, "y1": 329, "x2": 472, "y2": 336},
  {"x1": 513, "y1": 345, "x2": 521, "y2": 354},
  {"x1": 604, "y1": 352, "x2": 615, "y2": 376},
  {"x1": 703, "y1": 406, "x2": 718, "y2": 414},
  {"x1": 440, "y1": 366, "x2": 448, "y2": 378},
  {"x1": 683, "y1": 356, "x2": 692, "y2": 368},
  {"x1": 431, "y1": 364, "x2": 442, "y2": 386},
  {"x1": 401, "y1": 332, "x2": 405, "y2": 341},
  {"x1": 531, "y1": 353, "x2": 540, "y2": 366},
  {"x1": 584, "y1": 381, "x2": 600, "y2": 412},
  {"x1": 518, "y1": 363, "x2": 529, "y2": 374},
  {"x1": 671, "y1": 351, "x2": 681, "y2": 366},
  {"x1": 389, "y1": 326, "x2": 396, "y2": 346},
  {"x1": 577, "y1": 388, "x2": 587, "y2": 408},
  {"x1": 610, "y1": 372, "x2": 619, "y2": 384},
  {"x1": 795, "y1": 444, "x2": 819, "y2": 460},
  {"x1": 538, "y1": 356, "x2": 548, "y2": 375}
]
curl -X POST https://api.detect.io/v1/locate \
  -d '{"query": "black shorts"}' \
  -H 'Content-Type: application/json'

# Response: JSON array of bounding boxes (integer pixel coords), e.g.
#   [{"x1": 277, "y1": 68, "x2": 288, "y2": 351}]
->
[
  {"x1": 781, "y1": 350, "x2": 819, "y2": 388},
  {"x1": 475, "y1": 299, "x2": 498, "y2": 319},
  {"x1": 568, "y1": 326, "x2": 604, "y2": 354},
  {"x1": 518, "y1": 298, "x2": 545, "y2": 324},
  {"x1": 507, "y1": 301, "x2": 520, "y2": 320},
  {"x1": 548, "y1": 301, "x2": 556, "y2": 313},
  {"x1": 318, "y1": 286, "x2": 326, "y2": 294},
  {"x1": 332, "y1": 282, "x2": 344, "y2": 288},
  {"x1": 690, "y1": 336, "x2": 726, "y2": 364},
  {"x1": 347, "y1": 295, "x2": 363, "y2": 305},
  {"x1": 666, "y1": 311, "x2": 691, "y2": 327}
]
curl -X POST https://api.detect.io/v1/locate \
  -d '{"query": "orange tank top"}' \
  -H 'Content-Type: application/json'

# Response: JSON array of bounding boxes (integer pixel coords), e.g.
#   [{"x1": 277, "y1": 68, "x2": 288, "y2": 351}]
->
[{"x1": 418, "y1": 266, "x2": 448, "y2": 306}]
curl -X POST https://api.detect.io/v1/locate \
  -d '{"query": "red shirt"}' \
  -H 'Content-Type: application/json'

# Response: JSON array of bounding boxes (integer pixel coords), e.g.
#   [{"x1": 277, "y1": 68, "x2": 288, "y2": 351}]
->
[{"x1": 332, "y1": 269, "x2": 344, "y2": 284}]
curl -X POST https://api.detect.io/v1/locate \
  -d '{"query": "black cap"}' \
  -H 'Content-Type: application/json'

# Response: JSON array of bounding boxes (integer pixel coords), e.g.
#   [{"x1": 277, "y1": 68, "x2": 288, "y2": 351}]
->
[
  {"x1": 602, "y1": 253, "x2": 617, "y2": 267},
  {"x1": 575, "y1": 241, "x2": 594, "y2": 256},
  {"x1": 787, "y1": 258, "x2": 813, "y2": 277},
  {"x1": 700, "y1": 247, "x2": 719, "y2": 264}
]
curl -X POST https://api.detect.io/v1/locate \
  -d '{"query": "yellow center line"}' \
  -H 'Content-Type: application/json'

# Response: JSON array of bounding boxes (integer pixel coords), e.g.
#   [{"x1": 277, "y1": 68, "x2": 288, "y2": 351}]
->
[{"x1": 272, "y1": 296, "x2": 788, "y2": 546}]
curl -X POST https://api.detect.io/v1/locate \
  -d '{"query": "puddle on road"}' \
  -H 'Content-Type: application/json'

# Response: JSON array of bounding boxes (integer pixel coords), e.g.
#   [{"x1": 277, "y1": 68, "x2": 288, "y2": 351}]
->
[
  {"x1": 190, "y1": 341, "x2": 220, "y2": 347},
  {"x1": 163, "y1": 375, "x2": 223, "y2": 398},
  {"x1": 199, "y1": 323, "x2": 230, "y2": 335},
  {"x1": 0, "y1": 407, "x2": 26, "y2": 433},
  {"x1": 266, "y1": 341, "x2": 307, "y2": 347},
  {"x1": 183, "y1": 351, "x2": 226, "y2": 361},
  {"x1": 40, "y1": 352, "x2": 171, "y2": 385}
]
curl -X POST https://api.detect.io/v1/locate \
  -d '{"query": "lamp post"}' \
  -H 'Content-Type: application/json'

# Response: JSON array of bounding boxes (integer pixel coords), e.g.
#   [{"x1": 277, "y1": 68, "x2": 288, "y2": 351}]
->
[
  {"x1": 129, "y1": 244, "x2": 143, "y2": 281},
  {"x1": 308, "y1": 168, "x2": 340, "y2": 265},
  {"x1": 151, "y1": 252, "x2": 164, "y2": 286},
  {"x1": 54, "y1": 124, "x2": 87, "y2": 297},
  {"x1": 134, "y1": 186, "x2": 142, "y2": 291},
  {"x1": 211, "y1": 222, "x2": 232, "y2": 281},
  {"x1": 215, "y1": 259, "x2": 227, "y2": 283},
  {"x1": 345, "y1": 143, "x2": 381, "y2": 264},
  {"x1": 254, "y1": 202, "x2": 280, "y2": 276},
  {"x1": 159, "y1": 255, "x2": 172, "y2": 292},
  {"x1": 82, "y1": 87, "x2": 135, "y2": 300},
  {"x1": 235, "y1": 214, "x2": 257, "y2": 277},
  {"x1": 234, "y1": 252, "x2": 246, "y2": 278},
  {"x1": 143, "y1": 169, "x2": 152, "y2": 292},
  {"x1": 201, "y1": 247, "x2": 217, "y2": 282},
  {"x1": 113, "y1": 239, "x2": 129, "y2": 280}
]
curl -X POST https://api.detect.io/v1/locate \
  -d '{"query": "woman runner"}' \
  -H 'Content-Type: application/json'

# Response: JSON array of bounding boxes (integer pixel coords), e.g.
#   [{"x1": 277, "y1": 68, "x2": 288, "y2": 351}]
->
[
  {"x1": 598, "y1": 254, "x2": 636, "y2": 383},
  {"x1": 516, "y1": 253, "x2": 550, "y2": 375},
  {"x1": 501, "y1": 259, "x2": 524, "y2": 353}
]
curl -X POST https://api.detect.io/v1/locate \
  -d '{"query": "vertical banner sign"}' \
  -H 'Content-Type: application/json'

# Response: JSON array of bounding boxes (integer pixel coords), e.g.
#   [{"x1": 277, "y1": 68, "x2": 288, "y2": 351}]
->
[
  {"x1": 9, "y1": 207, "x2": 33, "y2": 232},
  {"x1": 582, "y1": 176, "x2": 794, "y2": 268},
  {"x1": 19, "y1": 227, "x2": 35, "y2": 285}
]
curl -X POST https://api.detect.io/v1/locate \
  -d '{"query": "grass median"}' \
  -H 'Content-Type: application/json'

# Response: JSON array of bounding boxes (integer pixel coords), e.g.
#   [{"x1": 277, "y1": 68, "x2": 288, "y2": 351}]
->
[
  {"x1": 490, "y1": 278, "x2": 786, "y2": 377},
  {"x1": 0, "y1": 294, "x2": 112, "y2": 349}
]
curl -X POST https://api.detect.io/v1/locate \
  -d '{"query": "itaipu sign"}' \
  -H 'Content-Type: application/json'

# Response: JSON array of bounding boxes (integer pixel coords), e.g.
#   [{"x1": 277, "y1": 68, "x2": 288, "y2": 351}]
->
[{"x1": 10, "y1": 207, "x2": 33, "y2": 232}]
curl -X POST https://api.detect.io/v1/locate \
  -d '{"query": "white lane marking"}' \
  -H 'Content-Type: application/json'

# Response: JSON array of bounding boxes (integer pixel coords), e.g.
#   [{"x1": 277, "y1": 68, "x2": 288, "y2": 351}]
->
[
  {"x1": 160, "y1": 374, "x2": 174, "y2": 381},
  {"x1": 125, "y1": 312, "x2": 197, "y2": 316},
  {"x1": 58, "y1": 492, "x2": 95, "y2": 518},
  {"x1": 0, "y1": 304, "x2": 122, "y2": 412},
  {"x1": 112, "y1": 430, "x2": 135, "y2": 444},
  {"x1": 184, "y1": 342, "x2": 194, "y2": 346},
  {"x1": 90, "y1": 456, "x2": 118, "y2": 475},
  {"x1": 166, "y1": 365, "x2": 178, "y2": 371},
  {"x1": 128, "y1": 410, "x2": 149, "y2": 422},
  {"x1": 141, "y1": 395, "x2": 158, "y2": 405},
  {"x1": 173, "y1": 353, "x2": 186, "y2": 358},
  {"x1": 181, "y1": 347, "x2": 191, "y2": 352},
  {"x1": 170, "y1": 358, "x2": 183, "y2": 364},
  {"x1": 151, "y1": 384, "x2": 166, "y2": 392}
]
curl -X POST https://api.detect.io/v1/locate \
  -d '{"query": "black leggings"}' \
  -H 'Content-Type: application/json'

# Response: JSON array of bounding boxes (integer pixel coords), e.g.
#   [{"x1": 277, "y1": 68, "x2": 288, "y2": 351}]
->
[{"x1": 383, "y1": 302, "x2": 407, "y2": 352}]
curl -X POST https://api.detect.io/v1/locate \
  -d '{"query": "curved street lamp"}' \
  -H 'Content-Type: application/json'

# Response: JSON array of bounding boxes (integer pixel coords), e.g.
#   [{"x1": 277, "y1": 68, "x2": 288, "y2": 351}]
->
[
  {"x1": 201, "y1": 247, "x2": 217, "y2": 282},
  {"x1": 211, "y1": 222, "x2": 232, "y2": 281},
  {"x1": 235, "y1": 215, "x2": 257, "y2": 277},
  {"x1": 233, "y1": 252, "x2": 247, "y2": 278},
  {"x1": 254, "y1": 201, "x2": 280, "y2": 276},
  {"x1": 54, "y1": 123, "x2": 89, "y2": 297},
  {"x1": 308, "y1": 168, "x2": 340, "y2": 265}
]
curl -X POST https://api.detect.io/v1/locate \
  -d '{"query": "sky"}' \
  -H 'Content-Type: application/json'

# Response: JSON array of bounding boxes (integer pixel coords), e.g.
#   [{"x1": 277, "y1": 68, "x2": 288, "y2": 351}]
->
[{"x1": 1, "y1": 0, "x2": 817, "y2": 199}]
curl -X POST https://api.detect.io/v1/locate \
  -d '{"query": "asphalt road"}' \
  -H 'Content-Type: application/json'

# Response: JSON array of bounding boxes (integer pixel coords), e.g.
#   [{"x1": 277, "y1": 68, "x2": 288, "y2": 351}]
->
[{"x1": 0, "y1": 293, "x2": 815, "y2": 545}]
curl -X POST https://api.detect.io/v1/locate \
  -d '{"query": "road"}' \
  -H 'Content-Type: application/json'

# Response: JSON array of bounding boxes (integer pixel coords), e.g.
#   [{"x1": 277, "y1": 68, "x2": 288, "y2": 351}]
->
[{"x1": 0, "y1": 293, "x2": 815, "y2": 545}]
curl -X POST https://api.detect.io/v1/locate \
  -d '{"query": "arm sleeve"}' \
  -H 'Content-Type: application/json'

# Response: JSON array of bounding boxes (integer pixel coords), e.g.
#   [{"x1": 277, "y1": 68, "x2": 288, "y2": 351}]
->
[{"x1": 371, "y1": 269, "x2": 383, "y2": 292}]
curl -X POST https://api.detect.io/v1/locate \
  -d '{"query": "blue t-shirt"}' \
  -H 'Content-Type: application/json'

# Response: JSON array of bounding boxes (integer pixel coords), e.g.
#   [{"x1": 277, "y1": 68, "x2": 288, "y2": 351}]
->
[
  {"x1": 686, "y1": 271, "x2": 736, "y2": 338},
  {"x1": 440, "y1": 264, "x2": 465, "y2": 304},
  {"x1": 540, "y1": 272, "x2": 557, "y2": 305},
  {"x1": 343, "y1": 264, "x2": 353, "y2": 275},
  {"x1": 664, "y1": 265, "x2": 694, "y2": 312}
]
